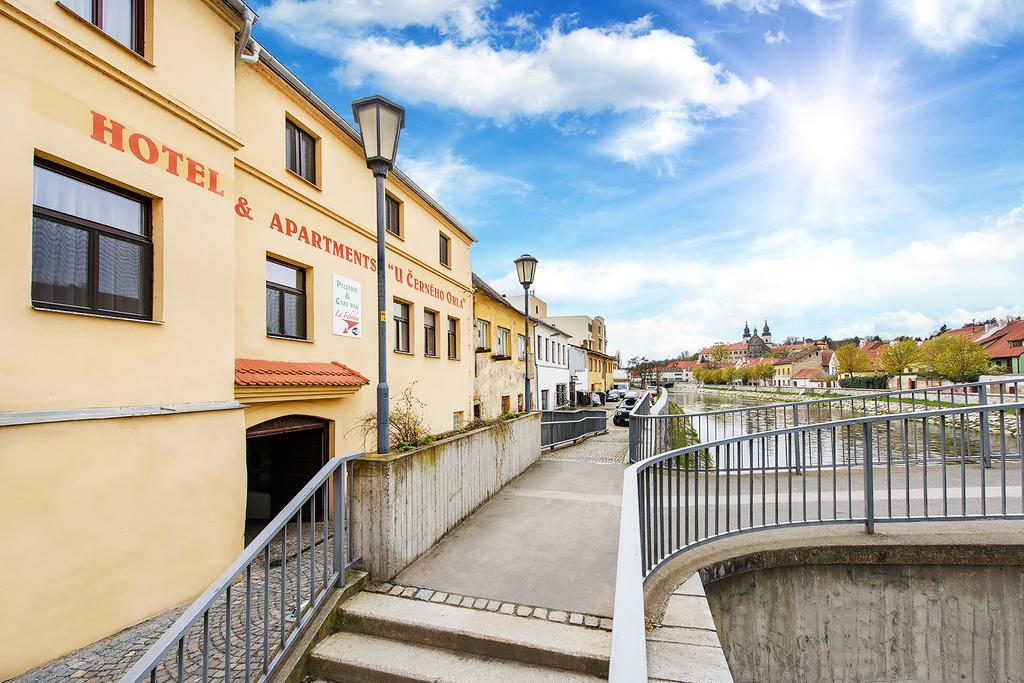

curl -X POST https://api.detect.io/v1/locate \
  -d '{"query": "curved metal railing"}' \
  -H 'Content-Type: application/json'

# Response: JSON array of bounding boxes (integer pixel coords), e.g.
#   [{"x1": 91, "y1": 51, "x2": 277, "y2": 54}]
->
[
  {"x1": 121, "y1": 452, "x2": 363, "y2": 683},
  {"x1": 629, "y1": 377, "x2": 1023, "y2": 462},
  {"x1": 610, "y1": 400, "x2": 1024, "y2": 681},
  {"x1": 540, "y1": 409, "x2": 607, "y2": 449}
]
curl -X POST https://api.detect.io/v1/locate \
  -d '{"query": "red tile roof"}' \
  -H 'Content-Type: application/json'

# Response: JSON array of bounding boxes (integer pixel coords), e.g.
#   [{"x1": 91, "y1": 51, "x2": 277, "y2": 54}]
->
[
  {"x1": 942, "y1": 324, "x2": 988, "y2": 341},
  {"x1": 235, "y1": 358, "x2": 370, "y2": 387},
  {"x1": 664, "y1": 360, "x2": 700, "y2": 370},
  {"x1": 984, "y1": 320, "x2": 1024, "y2": 360}
]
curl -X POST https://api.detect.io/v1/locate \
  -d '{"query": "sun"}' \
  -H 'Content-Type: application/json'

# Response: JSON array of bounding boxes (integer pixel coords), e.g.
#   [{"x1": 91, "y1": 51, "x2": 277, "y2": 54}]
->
[{"x1": 787, "y1": 101, "x2": 866, "y2": 173}]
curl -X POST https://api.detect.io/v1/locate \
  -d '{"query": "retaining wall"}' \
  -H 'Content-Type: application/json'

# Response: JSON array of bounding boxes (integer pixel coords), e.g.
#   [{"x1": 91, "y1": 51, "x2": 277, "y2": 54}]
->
[
  {"x1": 707, "y1": 558, "x2": 1024, "y2": 682},
  {"x1": 351, "y1": 412, "x2": 542, "y2": 579}
]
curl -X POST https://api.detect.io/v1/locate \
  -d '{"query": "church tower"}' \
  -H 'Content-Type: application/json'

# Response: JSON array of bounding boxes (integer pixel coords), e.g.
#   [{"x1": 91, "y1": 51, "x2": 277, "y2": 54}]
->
[
  {"x1": 762, "y1": 320, "x2": 772, "y2": 345},
  {"x1": 742, "y1": 321, "x2": 751, "y2": 340}
]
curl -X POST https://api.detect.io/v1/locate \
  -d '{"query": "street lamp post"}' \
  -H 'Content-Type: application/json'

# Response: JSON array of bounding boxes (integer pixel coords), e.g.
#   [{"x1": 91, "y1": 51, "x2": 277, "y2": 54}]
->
[
  {"x1": 514, "y1": 254, "x2": 538, "y2": 412},
  {"x1": 352, "y1": 95, "x2": 406, "y2": 453}
]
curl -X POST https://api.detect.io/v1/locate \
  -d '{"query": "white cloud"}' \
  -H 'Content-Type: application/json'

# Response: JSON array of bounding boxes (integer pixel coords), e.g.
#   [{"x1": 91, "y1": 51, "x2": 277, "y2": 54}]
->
[
  {"x1": 886, "y1": 0, "x2": 1024, "y2": 52},
  {"x1": 488, "y1": 201, "x2": 1024, "y2": 358},
  {"x1": 334, "y1": 20, "x2": 770, "y2": 160},
  {"x1": 706, "y1": 0, "x2": 848, "y2": 19},
  {"x1": 399, "y1": 148, "x2": 533, "y2": 210},
  {"x1": 504, "y1": 12, "x2": 535, "y2": 34},
  {"x1": 763, "y1": 29, "x2": 790, "y2": 44},
  {"x1": 259, "y1": 0, "x2": 494, "y2": 41}
]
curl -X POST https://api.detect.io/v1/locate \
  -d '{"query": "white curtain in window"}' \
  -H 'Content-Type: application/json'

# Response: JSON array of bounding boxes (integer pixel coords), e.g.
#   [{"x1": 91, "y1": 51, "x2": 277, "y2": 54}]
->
[
  {"x1": 103, "y1": 0, "x2": 135, "y2": 48},
  {"x1": 34, "y1": 166, "x2": 142, "y2": 234}
]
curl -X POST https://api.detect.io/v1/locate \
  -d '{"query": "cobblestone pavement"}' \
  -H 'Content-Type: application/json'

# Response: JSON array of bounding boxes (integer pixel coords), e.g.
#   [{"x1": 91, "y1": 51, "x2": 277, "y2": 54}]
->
[
  {"x1": 543, "y1": 409, "x2": 629, "y2": 463},
  {"x1": 363, "y1": 581, "x2": 614, "y2": 631},
  {"x1": 15, "y1": 522, "x2": 333, "y2": 683}
]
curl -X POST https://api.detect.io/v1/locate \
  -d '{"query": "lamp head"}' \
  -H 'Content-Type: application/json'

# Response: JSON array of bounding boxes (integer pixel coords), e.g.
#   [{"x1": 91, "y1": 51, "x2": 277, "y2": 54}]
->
[
  {"x1": 514, "y1": 253, "x2": 538, "y2": 288},
  {"x1": 351, "y1": 95, "x2": 406, "y2": 172}
]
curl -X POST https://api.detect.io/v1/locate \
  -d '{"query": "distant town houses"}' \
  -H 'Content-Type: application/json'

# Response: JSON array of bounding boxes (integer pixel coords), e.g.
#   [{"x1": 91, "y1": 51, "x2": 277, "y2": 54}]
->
[
  {"x1": 472, "y1": 285, "x2": 618, "y2": 416},
  {"x1": 655, "y1": 315, "x2": 1023, "y2": 392}
]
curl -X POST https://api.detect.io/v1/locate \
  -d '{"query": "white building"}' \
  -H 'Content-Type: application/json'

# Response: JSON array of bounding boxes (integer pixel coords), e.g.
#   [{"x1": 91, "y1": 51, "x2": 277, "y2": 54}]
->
[
  {"x1": 534, "y1": 319, "x2": 573, "y2": 410},
  {"x1": 568, "y1": 345, "x2": 588, "y2": 405}
]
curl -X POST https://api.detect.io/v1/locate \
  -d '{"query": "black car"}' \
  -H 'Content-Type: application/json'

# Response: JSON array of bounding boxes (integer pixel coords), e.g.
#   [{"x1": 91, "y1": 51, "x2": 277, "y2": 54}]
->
[{"x1": 612, "y1": 396, "x2": 639, "y2": 426}]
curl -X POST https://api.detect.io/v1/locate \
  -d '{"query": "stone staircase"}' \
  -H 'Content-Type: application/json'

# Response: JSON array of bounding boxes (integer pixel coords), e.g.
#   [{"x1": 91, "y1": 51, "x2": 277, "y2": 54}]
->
[{"x1": 307, "y1": 591, "x2": 610, "y2": 681}]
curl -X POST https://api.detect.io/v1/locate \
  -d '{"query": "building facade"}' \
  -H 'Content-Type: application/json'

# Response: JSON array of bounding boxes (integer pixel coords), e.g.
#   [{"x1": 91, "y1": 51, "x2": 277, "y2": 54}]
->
[
  {"x1": 534, "y1": 319, "x2": 572, "y2": 409},
  {"x1": 1, "y1": 2, "x2": 474, "y2": 676},
  {"x1": 472, "y1": 274, "x2": 531, "y2": 417}
]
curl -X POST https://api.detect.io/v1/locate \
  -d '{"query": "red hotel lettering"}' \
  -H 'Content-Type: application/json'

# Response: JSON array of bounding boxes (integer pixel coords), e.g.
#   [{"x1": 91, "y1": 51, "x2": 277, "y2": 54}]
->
[
  {"x1": 268, "y1": 212, "x2": 376, "y2": 272},
  {"x1": 387, "y1": 264, "x2": 464, "y2": 308},
  {"x1": 90, "y1": 111, "x2": 225, "y2": 196},
  {"x1": 128, "y1": 133, "x2": 158, "y2": 164}
]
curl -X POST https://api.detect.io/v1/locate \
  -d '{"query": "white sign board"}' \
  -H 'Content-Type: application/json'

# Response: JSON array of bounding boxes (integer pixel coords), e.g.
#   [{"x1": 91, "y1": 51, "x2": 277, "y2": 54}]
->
[{"x1": 333, "y1": 274, "x2": 361, "y2": 337}]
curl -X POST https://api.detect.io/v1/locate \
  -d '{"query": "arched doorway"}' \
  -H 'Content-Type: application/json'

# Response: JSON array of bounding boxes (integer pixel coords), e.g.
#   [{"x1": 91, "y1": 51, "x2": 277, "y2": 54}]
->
[{"x1": 245, "y1": 415, "x2": 329, "y2": 541}]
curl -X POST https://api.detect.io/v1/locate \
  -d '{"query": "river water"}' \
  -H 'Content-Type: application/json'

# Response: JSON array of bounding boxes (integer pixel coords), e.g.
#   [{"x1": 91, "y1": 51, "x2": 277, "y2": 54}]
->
[{"x1": 665, "y1": 386, "x2": 1020, "y2": 469}]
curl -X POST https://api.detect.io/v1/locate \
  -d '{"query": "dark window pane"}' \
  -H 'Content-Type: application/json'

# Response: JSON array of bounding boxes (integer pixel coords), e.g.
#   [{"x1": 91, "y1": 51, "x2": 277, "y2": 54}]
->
[
  {"x1": 266, "y1": 288, "x2": 281, "y2": 334},
  {"x1": 386, "y1": 196, "x2": 400, "y2": 236},
  {"x1": 34, "y1": 165, "x2": 144, "y2": 235},
  {"x1": 424, "y1": 311, "x2": 437, "y2": 356},
  {"x1": 266, "y1": 259, "x2": 301, "y2": 289},
  {"x1": 285, "y1": 121, "x2": 298, "y2": 174},
  {"x1": 299, "y1": 131, "x2": 316, "y2": 183},
  {"x1": 439, "y1": 234, "x2": 450, "y2": 265},
  {"x1": 97, "y1": 235, "x2": 145, "y2": 315},
  {"x1": 282, "y1": 292, "x2": 301, "y2": 337},
  {"x1": 31, "y1": 217, "x2": 89, "y2": 308},
  {"x1": 102, "y1": 0, "x2": 135, "y2": 49}
]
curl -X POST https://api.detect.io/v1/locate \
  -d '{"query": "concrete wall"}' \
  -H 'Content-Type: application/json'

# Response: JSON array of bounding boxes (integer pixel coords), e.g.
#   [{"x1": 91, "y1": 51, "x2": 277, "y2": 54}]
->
[
  {"x1": 706, "y1": 560, "x2": 1024, "y2": 682},
  {"x1": 351, "y1": 412, "x2": 541, "y2": 579}
]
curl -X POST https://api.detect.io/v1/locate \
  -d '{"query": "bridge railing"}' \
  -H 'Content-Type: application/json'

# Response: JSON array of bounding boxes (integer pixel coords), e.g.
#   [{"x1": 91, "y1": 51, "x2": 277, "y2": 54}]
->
[
  {"x1": 610, "y1": 401, "x2": 1024, "y2": 681},
  {"x1": 121, "y1": 452, "x2": 363, "y2": 683},
  {"x1": 540, "y1": 409, "x2": 607, "y2": 450},
  {"x1": 629, "y1": 377, "x2": 1024, "y2": 462}
]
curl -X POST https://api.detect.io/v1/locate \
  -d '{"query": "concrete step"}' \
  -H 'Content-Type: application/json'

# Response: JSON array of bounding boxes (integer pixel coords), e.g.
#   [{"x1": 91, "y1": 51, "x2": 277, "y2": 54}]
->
[
  {"x1": 334, "y1": 592, "x2": 611, "y2": 677},
  {"x1": 309, "y1": 631, "x2": 604, "y2": 682}
]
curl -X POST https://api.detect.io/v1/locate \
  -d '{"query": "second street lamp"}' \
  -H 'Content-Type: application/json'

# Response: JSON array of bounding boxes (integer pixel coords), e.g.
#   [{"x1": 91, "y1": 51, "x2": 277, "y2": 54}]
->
[
  {"x1": 514, "y1": 254, "x2": 538, "y2": 412},
  {"x1": 352, "y1": 95, "x2": 405, "y2": 453}
]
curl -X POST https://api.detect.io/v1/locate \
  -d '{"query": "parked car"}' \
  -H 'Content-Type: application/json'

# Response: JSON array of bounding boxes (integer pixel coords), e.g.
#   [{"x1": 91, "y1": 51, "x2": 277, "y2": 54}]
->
[
  {"x1": 606, "y1": 388, "x2": 623, "y2": 402},
  {"x1": 612, "y1": 405, "x2": 631, "y2": 427}
]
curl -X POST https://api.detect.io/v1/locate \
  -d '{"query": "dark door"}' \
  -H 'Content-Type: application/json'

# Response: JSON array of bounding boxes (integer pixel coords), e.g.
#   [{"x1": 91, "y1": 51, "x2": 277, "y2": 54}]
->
[{"x1": 245, "y1": 416, "x2": 328, "y2": 537}]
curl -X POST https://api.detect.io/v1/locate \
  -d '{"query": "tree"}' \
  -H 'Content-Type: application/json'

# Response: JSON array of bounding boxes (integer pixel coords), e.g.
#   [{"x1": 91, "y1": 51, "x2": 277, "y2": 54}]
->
[
  {"x1": 709, "y1": 344, "x2": 730, "y2": 363},
  {"x1": 738, "y1": 365, "x2": 755, "y2": 384},
  {"x1": 835, "y1": 343, "x2": 873, "y2": 378},
  {"x1": 757, "y1": 362, "x2": 776, "y2": 385},
  {"x1": 922, "y1": 336, "x2": 992, "y2": 382},
  {"x1": 878, "y1": 339, "x2": 922, "y2": 388}
]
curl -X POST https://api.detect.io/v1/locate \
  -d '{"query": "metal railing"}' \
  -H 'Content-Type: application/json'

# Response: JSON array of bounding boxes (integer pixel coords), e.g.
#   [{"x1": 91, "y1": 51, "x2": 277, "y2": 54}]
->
[
  {"x1": 121, "y1": 452, "x2": 363, "y2": 683},
  {"x1": 610, "y1": 401, "x2": 1024, "y2": 681},
  {"x1": 629, "y1": 378, "x2": 1024, "y2": 462},
  {"x1": 540, "y1": 409, "x2": 607, "y2": 449}
]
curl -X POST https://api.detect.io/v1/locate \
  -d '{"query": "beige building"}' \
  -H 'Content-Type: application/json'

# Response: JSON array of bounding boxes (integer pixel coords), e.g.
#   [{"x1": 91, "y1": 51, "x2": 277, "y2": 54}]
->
[
  {"x1": 472, "y1": 275, "x2": 533, "y2": 417},
  {"x1": 542, "y1": 313, "x2": 613, "y2": 391},
  {"x1": 0, "y1": 1, "x2": 474, "y2": 677}
]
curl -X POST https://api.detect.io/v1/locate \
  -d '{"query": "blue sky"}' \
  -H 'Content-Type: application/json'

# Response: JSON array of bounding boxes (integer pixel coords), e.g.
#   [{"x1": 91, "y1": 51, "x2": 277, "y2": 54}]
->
[{"x1": 252, "y1": 0, "x2": 1024, "y2": 359}]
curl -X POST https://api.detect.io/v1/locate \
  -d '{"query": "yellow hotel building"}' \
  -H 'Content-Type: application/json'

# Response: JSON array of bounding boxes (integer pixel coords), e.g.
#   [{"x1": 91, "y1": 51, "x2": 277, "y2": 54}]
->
[{"x1": 0, "y1": 0, "x2": 475, "y2": 676}]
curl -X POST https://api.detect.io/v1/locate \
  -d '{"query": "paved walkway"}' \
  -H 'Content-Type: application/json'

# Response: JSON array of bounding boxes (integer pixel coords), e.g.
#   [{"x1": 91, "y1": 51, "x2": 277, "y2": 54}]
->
[
  {"x1": 394, "y1": 414, "x2": 629, "y2": 617},
  {"x1": 14, "y1": 417, "x2": 629, "y2": 682}
]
